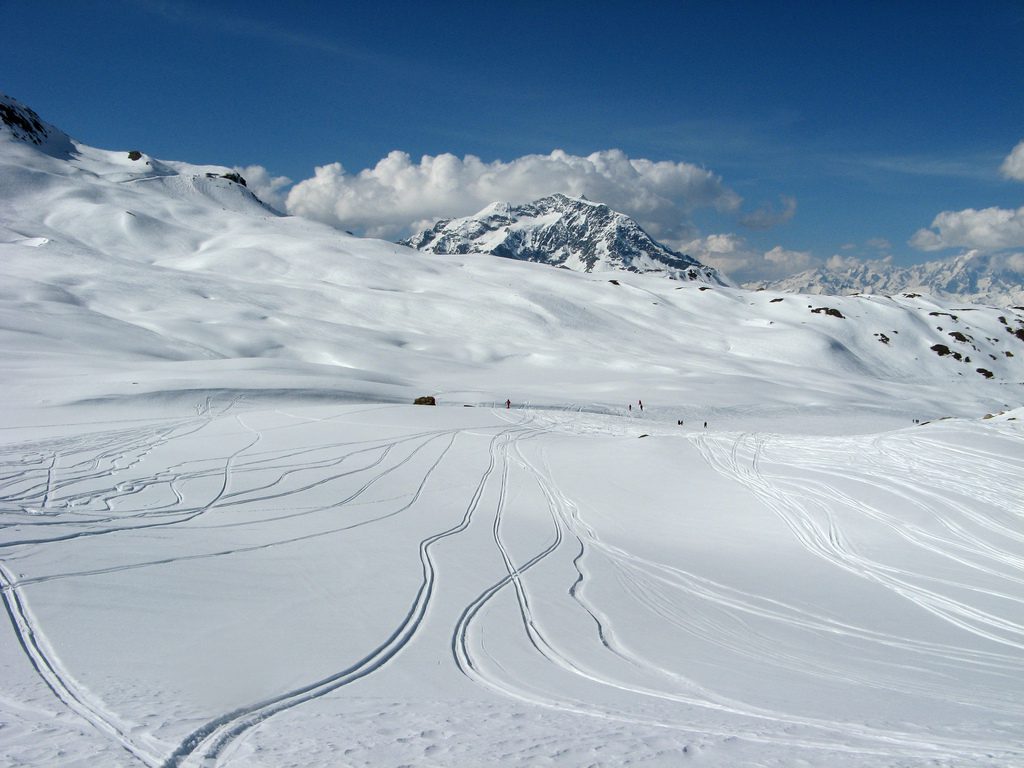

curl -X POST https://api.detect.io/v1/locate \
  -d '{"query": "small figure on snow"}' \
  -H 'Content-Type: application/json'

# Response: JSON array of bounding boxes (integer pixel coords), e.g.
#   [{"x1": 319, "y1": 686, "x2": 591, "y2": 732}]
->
[
  {"x1": 505, "y1": 399, "x2": 511, "y2": 409},
  {"x1": 638, "y1": 399, "x2": 644, "y2": 412}
]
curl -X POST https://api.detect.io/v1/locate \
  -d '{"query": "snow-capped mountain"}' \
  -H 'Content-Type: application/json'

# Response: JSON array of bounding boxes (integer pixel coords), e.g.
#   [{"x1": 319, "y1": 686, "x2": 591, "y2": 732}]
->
[
  {"x1": 402, "y1": 193, "x2": 723, "y2": 283},
  {"x1": 753, "y1": 251, "x2": 1024, "y2": 308}
]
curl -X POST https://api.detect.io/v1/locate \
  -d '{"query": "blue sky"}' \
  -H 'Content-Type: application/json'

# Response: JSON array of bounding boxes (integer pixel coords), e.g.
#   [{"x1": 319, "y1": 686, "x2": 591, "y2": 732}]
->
[{"x1": 4, "y1": 0, "x2": 1024, "y2": 281}]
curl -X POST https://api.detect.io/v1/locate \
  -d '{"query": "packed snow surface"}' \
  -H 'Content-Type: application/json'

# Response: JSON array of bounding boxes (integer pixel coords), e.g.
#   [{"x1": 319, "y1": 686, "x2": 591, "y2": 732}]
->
[{"x1": 2, "y1": 93, "x2": 1024, "y2": 766}]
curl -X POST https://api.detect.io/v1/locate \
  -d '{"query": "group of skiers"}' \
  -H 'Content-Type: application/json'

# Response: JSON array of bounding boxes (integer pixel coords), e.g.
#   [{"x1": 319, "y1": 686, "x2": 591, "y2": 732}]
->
[{"x1": 504, "y1": 398, "x2": 707, "y2": 428}]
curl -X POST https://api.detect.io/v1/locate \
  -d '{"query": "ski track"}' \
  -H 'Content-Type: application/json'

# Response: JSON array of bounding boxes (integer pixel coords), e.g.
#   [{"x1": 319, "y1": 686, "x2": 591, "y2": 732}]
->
[
  {"x1": 0, "y1": 556, "x2": 163, "y2": 766},
  {"x1": 450, "y1": 411, "x2": 1023, "y2": 762},
  {"x1": 2, "y1": 404, "x2": 510, "y2": 767},
  {"x1": 693, "y1": 429, "x2": 1024, "y2": 650},
  {"x1": 2, "y1": 405, "x2": 1022, "y2": 765},
  {"x1": 162, "y1": 422, "x2": 532, "y2": 768}
]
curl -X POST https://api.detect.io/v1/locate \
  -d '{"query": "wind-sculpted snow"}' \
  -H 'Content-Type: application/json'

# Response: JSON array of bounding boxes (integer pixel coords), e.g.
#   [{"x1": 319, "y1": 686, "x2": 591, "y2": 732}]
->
[{"x1": 2, "y1": 403, "x2": 1022, "y2": 767}]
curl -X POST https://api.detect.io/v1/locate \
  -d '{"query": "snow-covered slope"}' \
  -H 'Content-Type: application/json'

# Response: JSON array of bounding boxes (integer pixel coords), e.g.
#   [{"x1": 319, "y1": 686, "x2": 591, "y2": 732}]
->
[
  {"x1": 402, "y1": 193, "x2": 724, "y2": 282},
  {"x1": 2, "y1": 93, "x2": 1022, "y2": 413},
  {"x1": 753, "y1": 250, "x2": 1024, "y2": 308},
  {"x1": 2, "y1": 95, "x2": 1024, "y2": 768}
]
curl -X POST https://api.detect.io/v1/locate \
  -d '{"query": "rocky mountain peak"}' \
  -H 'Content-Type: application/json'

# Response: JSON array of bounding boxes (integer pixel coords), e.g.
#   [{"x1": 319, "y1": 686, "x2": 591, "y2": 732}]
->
[
  {"x1": 0, "y1": 93, "x2": 74, "y2": 157},
  {"x1": 401, "y1": 194, "x2": 723, "y2": 283}
]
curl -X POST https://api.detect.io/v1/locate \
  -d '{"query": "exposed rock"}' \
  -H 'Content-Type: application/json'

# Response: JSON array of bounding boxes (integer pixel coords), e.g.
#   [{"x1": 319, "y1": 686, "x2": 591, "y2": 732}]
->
[
  {"x1": 402, "y1": 193, "x2": 722, "y2": 283},
  {"x1": 205, "y1": 171, "x2": 247, "y2": 187},
  {"x1": 811, "y1": 307, "x2": 845, "y2": 318}
]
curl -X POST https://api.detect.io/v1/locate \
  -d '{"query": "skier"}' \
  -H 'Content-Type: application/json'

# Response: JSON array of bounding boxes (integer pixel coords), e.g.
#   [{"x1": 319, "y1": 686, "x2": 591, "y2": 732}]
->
[
  {"x1": 703, "y1": 421, "x2": 707, "y2": 429},
  {"x1": 505, "y1": 399, "x2": 511, "y2": 409},
  {"x1": 638, "y1": 399, "x2": 643, "y2": 412}
]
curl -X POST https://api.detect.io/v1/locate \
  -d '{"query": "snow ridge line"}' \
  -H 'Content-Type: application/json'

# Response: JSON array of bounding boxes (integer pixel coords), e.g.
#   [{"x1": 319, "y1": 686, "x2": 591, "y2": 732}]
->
[
  {"x1": 165, "y1": 425, "x2": 524, "y2": 768},
  {"x1": 0, "y1": 561, "x2": 161, "y2": 767}
]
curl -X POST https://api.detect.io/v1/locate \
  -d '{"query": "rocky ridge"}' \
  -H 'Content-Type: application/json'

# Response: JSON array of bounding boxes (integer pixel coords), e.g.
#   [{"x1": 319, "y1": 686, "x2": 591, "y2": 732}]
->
[
  {"x1": 402, "y1": 193, "x2": 723, "y2": 283},
  {"x1": 752, "y1": 250, "x2": 1024, "y2": 309}
]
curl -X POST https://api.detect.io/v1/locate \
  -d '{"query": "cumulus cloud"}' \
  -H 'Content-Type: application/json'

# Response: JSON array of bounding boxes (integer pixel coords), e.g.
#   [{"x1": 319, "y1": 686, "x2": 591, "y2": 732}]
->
[
  {"x1": 1000, "y1": 140, "x2": 1024, "y2": 181},
  {"x1": 739, "y1": 195, "x2": 797, "y2": 229},
  {"x1": 910, "y1": 205, "x2": 1024, "y2": 251},
  {"x1": 986, "y1": 250, "x2": 1024, "y2": 275},
  {"x1": 825, "y1": 253, "x2": 893, "y2": 271},
  {"x1": 235, "y1": 165, "x2": 292, "y2": 211},
  {"x1": 681, "y1": 233, "x2": 817, "y2": 284},
  {"x1": 284, "y1": 149, "x2": 741, "y2": 240}
]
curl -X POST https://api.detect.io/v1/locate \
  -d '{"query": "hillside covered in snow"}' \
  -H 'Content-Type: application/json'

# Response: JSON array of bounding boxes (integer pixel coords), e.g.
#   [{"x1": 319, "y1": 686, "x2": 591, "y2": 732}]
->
[{"x1": 2, "y1": 93, "x2": 1024, "y2": 768}]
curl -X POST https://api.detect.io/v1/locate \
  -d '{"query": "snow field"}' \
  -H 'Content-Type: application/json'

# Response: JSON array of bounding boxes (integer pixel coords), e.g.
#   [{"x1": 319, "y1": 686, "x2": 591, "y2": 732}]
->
[
  {"x1": 2, "y1": 98, "x2": 1024, "y2": 766},
  {"x1": 2, "y1": 402, "x2": 1022, "y2": 767}
]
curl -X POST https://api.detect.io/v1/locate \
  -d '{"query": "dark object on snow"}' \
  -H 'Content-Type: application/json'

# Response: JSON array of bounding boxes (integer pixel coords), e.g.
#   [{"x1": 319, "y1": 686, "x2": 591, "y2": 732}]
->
[
  {"x1": 128, "y1": 150, "x2": 142, "y2": 161},
  {"x1": 976, "y1": 368, "x2": 994, "y2": 379},
  {"x1": 222, "y1": 171, "x2": 247, "y2": 186},
  {"x1": 205, "y1": 171, "x2": 248, "y2": 187},
  {"x1": 608, "y1": 279, "x2": 620, "y2": 285},
  {"x1": 413, "y1": 396, "x2": 436, "y2": 406},
  {"x1": 638, "y1": 434, "x2": 649, "y2": 438},
  {"x1": 811, "y1": 306, "x2": 845, "y2": 319}
]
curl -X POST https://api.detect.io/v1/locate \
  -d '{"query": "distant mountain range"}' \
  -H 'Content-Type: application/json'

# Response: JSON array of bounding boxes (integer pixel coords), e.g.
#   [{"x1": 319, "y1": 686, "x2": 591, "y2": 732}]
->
[
  {"x1": 402, "y1": 193, "x2": 1024, "y2": 309},
  {"x1": 750, "y1": 251, "x2": 1024, "y2": 309},
  {"x1": 401, "y1": 193, "x2": 723, "y2": 283}
]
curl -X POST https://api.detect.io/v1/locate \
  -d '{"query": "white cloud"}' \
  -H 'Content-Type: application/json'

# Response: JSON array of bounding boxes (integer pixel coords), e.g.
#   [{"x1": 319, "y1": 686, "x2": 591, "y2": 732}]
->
[
  {"x1": 825, "y1": 253, "x2": 893, "y2": 271},
  {"x1": 284, "y1": 149, "x2": 741, "y2": 240},
  {"x1": 681, "y1": 234, "x2": 817, "y2": 284},
  {"x1": 987, "y1": 250, "x2": 1024, "y2": 275},
  {"x1": 1000, "y1": 140, "x2": 1024, "y2": 181},
  {"x1": 910, "y1": 205, "x2": 1024, "y2": 252},
  {"x1": 234, "y1": 165, "x2": 292, "y2": 211},
  {"x1": 739, "y1": 195, "x2": 797, "y2": 229}
]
